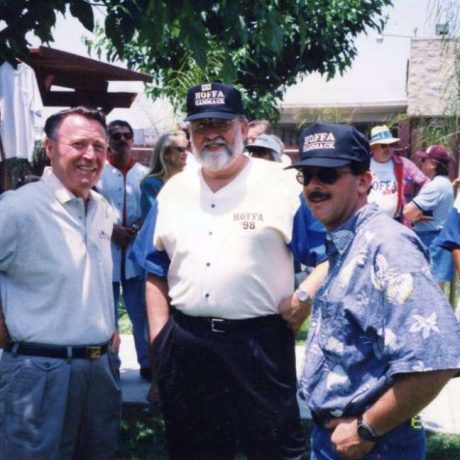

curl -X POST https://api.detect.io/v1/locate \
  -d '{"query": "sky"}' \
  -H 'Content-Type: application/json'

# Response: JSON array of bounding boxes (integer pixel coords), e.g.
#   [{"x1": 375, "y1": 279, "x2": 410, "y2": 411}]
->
[{"x1": 26, "y1": 0, "x2": 451, "y2": 128}]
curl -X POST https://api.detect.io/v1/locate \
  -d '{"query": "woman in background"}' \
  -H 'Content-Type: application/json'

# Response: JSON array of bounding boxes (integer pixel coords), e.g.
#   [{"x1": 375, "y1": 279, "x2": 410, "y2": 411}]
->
[
  {"x1": 139, "y1": 130, "x2": 188, "y2": 403},
  {"x1": 140, "y1": 130, "x2": 188, "y2": 218}
]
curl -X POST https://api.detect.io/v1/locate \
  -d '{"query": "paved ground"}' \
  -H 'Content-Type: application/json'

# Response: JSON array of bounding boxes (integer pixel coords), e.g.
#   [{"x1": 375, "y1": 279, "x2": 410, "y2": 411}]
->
[{"x1": 120, "y1": 334, "x2": 460, "y2": 435}]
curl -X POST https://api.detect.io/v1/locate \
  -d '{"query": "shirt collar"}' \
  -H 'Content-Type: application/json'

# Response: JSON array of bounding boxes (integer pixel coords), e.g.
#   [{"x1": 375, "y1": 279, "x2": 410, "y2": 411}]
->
[
  {"x1": 326, "y1": 203, "x2": 380, "y2": 257},
  {"x1": 41, "y1": 167, "x2": 96, "y2": 206}
]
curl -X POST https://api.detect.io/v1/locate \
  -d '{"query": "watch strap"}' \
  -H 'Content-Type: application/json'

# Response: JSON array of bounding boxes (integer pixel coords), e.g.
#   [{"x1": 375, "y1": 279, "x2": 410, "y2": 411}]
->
[{"x1": 357, "y1": 414, "x2": 378, "y2": 441}]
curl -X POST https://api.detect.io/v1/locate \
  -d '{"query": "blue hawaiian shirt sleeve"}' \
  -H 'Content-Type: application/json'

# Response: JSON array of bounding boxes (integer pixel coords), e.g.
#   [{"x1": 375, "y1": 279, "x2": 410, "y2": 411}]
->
[
  {"x1": 435, "y1": 206, "x2": 460, "y2": 250},
  {"x1": 289, "y1": 193, "x2": 327, "y2": 267},
  {"x1": 374, "y1": 236, "x2": 460, "y2": 378},
  {"x1": 128, "y1": 201, "x2": 170, "y2": 277}
]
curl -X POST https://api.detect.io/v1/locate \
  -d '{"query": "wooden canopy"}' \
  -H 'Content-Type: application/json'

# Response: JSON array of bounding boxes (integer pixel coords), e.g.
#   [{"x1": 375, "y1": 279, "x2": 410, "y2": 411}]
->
[{"x1": 28, "y1": 47, "x2": 152, "y2": 113}]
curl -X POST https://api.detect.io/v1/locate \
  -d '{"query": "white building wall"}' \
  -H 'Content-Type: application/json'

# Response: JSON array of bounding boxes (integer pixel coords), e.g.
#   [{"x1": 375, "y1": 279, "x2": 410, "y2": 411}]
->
[{"x1": 407, "y1": 38, "x2": 459, "y2": 117}]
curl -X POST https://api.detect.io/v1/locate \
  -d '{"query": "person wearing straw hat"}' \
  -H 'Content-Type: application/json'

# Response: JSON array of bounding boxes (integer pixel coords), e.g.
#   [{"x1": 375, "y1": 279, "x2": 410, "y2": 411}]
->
[{"x1": 368, "y1": 125, "x2": 428, "y2": 225}]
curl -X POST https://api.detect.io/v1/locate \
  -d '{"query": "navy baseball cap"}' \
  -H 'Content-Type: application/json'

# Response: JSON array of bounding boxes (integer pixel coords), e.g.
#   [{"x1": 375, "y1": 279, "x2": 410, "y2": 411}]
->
[
  {"x1": 185, "y1": 82, "x2": 244, "y2": 121},
  {"x1": 289, "y1": 123, "x2": 371, "y2": 169}
]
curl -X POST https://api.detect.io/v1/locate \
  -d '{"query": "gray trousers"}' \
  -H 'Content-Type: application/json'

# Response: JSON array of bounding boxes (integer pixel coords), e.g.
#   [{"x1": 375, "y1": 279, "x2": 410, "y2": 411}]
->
[{"x1": 0, "y1": 349, "x2": 121, "y2": 459}]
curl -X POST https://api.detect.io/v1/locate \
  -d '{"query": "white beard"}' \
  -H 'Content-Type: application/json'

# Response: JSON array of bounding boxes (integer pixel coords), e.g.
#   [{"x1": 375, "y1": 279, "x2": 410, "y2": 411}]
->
[{"x1": 193, "y1": 132, "x2": 245, "y2": 171}]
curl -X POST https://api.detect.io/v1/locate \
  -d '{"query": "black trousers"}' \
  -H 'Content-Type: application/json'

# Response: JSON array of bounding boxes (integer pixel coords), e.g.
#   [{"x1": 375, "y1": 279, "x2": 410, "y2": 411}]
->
[{"x1": 153, "y1": 311, "x2": 305, "y2": 460}]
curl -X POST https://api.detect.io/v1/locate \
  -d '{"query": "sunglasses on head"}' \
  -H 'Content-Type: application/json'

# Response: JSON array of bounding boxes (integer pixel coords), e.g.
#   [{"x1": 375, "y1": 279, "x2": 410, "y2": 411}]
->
[
  {"x1": 110, "y1": 132, "x2": 133, "y2": 141},
  {"x1": 190, "y1": 119, "x2": 235, "y2": 134},
  {"x1": 296, "y1": 167, "x2": 353, "y2": 186}
]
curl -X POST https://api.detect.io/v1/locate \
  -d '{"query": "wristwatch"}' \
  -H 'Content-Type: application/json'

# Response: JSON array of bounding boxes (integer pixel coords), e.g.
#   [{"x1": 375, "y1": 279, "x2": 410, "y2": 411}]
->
[
  {"x1": 294, "y1": 289, "x2": 310, "y2": 303},
  {"x1": 357, "y1": 415, "x2": 378, "y2": 442}
]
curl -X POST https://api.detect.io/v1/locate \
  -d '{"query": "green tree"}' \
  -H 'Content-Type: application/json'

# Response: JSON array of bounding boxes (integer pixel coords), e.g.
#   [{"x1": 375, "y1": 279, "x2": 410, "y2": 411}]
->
[
  {"x1": 1, "y1": 0, "x2": 393, "y2": 120},
  {"x1": 0, "y1": 0, "x2": 96, "y2": 64}
]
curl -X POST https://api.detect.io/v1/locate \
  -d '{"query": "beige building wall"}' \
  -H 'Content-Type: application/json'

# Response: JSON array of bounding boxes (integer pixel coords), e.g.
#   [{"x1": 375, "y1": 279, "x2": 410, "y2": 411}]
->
[{"x1": 407, "y1": 38, "x2": 459, "y2": 117}]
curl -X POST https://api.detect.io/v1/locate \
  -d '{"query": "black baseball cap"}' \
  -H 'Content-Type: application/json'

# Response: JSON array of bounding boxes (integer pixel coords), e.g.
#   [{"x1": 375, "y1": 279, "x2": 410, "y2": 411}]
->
[
  {"x1": 289, "y1": 123, "x2": 371, "y2": 169},
  {"x1": 185, "y1": 82, "x2": 244, "y2": 121}
]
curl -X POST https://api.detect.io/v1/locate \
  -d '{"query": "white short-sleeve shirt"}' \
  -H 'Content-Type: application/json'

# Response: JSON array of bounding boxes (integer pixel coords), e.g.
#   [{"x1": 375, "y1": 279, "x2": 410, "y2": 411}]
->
[
  {"x1": 369, "y1": 158, "x2": 398, "y2": 217},
  {"x1": 154, "y1": 158, "x2": 301, "y2": 319}
]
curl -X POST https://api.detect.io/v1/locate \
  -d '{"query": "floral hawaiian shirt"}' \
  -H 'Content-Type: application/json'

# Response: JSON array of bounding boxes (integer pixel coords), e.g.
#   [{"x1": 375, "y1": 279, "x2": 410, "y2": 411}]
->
[{"x1": 300, "y1": 203, "x2": 460, "y2": 417}]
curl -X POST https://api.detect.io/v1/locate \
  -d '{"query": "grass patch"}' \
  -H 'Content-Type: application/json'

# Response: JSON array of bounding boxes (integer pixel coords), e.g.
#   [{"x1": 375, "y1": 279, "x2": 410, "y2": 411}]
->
[
  {"x1": 296, "y1": 317, "x2": 310, "y2": 344},
  {"x1": 427, "y1": 431, "x2": 460, "y2": 460},
  {"x1": 117, "y1": 405, "x2": 165, "y2": 459},
  {"x1": 118, "y1": 299, "x2": 133, "y2": 335},
  {"x1": 116, "y1": 406, "x2": 460, "y2": 459}
]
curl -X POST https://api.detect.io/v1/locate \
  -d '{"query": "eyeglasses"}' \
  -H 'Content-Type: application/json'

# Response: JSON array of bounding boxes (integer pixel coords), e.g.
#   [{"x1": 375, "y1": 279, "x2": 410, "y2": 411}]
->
[
  {"x1": 110, "y1": 132, "x2": 133, "y2": 141},
  {"x1": 190, "y1": 119, "x2": 235, "y2": 134},
  {"x1": 296, "y1": 168, "x2": 353, "y2": 186},
  {"x1": 171, "y1": 146, "x2": 188, "y2": 153}
]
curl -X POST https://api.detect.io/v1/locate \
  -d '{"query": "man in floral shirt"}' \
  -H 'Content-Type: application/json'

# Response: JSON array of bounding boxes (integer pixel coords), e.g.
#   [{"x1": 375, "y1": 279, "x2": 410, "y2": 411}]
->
[{"x1": 288, "y1": 123, "x2": 460, "y2": 459}]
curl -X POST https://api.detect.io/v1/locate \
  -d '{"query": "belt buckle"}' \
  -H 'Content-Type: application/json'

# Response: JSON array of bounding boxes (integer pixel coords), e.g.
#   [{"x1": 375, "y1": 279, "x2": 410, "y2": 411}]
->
[
  {"x1": 211, "y1": 318, "x2": 225, "y2": 333},
  {"x1": 86, "y1": 346, "x2": 102, "y2": 359}
]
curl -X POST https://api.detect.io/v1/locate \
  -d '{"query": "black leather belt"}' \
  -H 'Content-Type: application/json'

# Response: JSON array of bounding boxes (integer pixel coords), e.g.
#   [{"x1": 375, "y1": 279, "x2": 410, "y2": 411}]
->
[
  {"x1": 5, "y1": 342, "x2": 110, "y2": 359},
  {"x1": 173, "y1": 309, "x2": 281, "y2": 333}
]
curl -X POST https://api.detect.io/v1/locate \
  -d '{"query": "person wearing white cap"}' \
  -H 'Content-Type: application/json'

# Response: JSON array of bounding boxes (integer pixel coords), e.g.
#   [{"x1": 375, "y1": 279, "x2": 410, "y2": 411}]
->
[
  {"x1": 368, "y1": 125, "x2": 428, "y2": 225},
  {"x1": 246, "y1": 133, "x2": 283, "y2": 162}
]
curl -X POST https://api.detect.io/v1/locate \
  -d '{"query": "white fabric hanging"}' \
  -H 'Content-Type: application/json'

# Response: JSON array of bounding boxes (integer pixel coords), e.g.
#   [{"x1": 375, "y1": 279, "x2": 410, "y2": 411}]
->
[{"x1": 0, "y1": 61, "x2": 43, "y2": 161}]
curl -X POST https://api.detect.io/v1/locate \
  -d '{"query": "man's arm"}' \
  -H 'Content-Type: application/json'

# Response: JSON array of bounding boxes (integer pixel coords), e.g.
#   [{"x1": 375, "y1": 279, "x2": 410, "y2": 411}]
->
[
  {"x1": 146, "y1": 273, "x2": 170, "y2": 344},
  {"x1": 278, "y1": 261, "x2": 328, "y2": 334},
  {"x1": 403, "y1": 201, "x2": 432, "y2": 223},
  {"x1": 326, "y1": 369, "x2": 456, "y2": 460},
  {"x1": 452, "y1": 248, "x2": 460, "y2": 277},
  {"x1": 0, "y1": 302, "x2": 11, "y2": 347}
]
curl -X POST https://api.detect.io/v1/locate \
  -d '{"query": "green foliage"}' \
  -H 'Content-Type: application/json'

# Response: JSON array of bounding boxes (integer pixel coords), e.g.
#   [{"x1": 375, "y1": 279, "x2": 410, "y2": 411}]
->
[
  {"x1": 117, "y1": 405, "x2": 166, "y2": 459},
  {"x1": 296, "y1": 316, "x2": 310, "y2": 344},
  {"x1": 426, "y1": 431, "x2": 460, "y2": 460},
  {"x1": 412, "y1": 116, "x2": 460, "y2": 151},
  {"x1": 1, "y1": 0, "x2": 392, "y2": 119},
  {"x1": 91, "y1": 0, "x2": 392, "y2": 120},
  {"x1": 0, "y1": 1, "x2": 94, "y2": 65}
]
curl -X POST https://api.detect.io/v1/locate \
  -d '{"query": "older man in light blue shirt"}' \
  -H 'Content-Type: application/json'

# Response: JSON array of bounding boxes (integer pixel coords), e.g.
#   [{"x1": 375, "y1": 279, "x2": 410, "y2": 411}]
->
[{"x1": 0, "y1": 107, "x2": 121, "y2": 459}]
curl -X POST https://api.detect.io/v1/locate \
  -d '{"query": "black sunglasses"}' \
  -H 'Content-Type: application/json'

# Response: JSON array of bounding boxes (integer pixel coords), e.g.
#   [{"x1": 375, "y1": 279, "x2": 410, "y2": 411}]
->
[
  {"x1": 110, "y1": 132, "x2": 133, "y2": 141},
  {"x1": 296, "y1": 168, "x2": 353, "y2": 186}
]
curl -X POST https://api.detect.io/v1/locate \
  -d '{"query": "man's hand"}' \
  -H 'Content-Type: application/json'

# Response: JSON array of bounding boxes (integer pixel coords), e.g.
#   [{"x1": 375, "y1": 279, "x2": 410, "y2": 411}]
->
[
  {"x1": 112, "y1": 224, "x2": 136, "y2": 249},
  {"x1": 278, "y1": 293, "x2": 310, "y2": 335},
  {"x1": 325, "y1": 417, "x2": 375, "y2": 460},
  {"x1": 278, "y1": 261, "x2": 328, "y2": 334},
  {"x1": 110, "y1": 328, "x2": 121, "y2": 353},
  {"x1": 0, "y1": 303, "x2": 11, "y2": 348}
]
